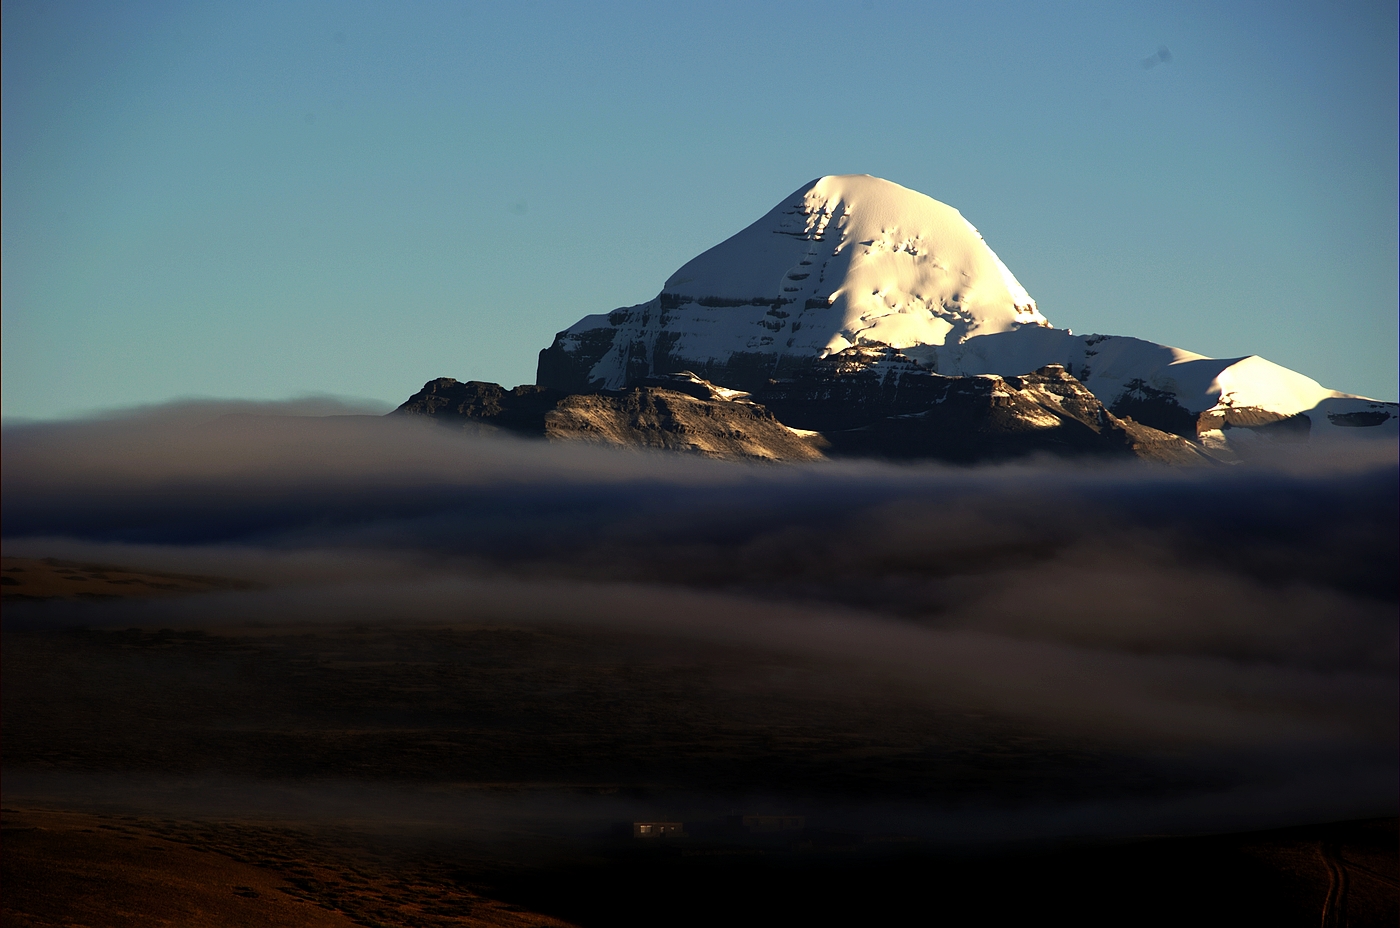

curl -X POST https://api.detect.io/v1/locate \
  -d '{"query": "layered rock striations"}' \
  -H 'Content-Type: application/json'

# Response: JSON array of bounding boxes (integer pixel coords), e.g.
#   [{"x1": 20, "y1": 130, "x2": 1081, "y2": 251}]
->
[
  {"x1": 752, "y1": 350, "x2": 1213, "y2": 465},
  {"x1": 399, "y1": 175, "x2": 1392, "y2": 464},
  {"x1": 397, "y1": 362, "x2": 1208, "y2": 466},
  {"x1": 538, "y1": 174, "x2": 1396, "y2": 453},
  {"x1": 538, "y1": 174, "x2": 1046, "y2": 394},
  {"x1": 902, "y1": 327, "x2": 1397, "y2": 446}
]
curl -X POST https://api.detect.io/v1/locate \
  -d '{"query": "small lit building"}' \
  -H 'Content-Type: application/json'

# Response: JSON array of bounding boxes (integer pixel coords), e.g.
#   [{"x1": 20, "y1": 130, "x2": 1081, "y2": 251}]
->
[{"x1": 633, "y1": 821, "x2": 685, "y2": 838}]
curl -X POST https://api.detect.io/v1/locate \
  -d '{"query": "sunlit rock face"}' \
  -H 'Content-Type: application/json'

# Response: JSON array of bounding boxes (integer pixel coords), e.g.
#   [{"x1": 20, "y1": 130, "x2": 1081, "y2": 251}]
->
[
  {"x1": 752, "y1": 353, "x2": 1214, "y2": 465},
  {"x1": 537, "y1": 174, "x2": 1047, "y2": 394},
  {"x1": 395, "y1": 377, "x2": 825, "y2": 463},
  {"x1": 398, "y1": 365, "x2": 1211, "y2": 466},
  {"x1": 537, "y1": 174, "x2": 1397, "y2": 449}
]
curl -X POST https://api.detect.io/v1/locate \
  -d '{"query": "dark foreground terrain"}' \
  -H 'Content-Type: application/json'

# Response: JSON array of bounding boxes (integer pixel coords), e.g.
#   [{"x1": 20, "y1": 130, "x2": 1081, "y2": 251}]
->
[
  {"x1": 4, "y1": 605, "x2": 1395, "y2": 927},
  {"x1": 5, "y1": 805, "x2": 1394, "y2": 928}
]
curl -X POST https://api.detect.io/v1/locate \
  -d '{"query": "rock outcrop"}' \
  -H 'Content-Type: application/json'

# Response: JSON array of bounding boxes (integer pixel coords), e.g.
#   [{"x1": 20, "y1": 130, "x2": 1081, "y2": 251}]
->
[
  {"x1": 536, "y1": 174, "x2": 1397, "y2": 453},
  {"x1": 398, "y1": 361, "x2": 1210, "y2": 466},
  {"x1": 395, "y1": 378, "x2": 825, "y2": 463},
  {"x1": 754, "y1": 351, "x2": 1212, "y2": 465}
]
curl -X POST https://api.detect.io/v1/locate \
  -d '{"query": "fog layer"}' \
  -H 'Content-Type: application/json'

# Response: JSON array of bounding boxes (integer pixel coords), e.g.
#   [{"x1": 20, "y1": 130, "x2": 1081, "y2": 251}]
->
[{"x1": 3, "y1": 404, "x2": 1396, "y2": 837}]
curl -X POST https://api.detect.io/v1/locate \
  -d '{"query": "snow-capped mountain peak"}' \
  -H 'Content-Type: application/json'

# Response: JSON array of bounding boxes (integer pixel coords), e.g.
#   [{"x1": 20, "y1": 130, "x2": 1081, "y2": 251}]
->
[
  {"x1": 537, "y1": 175, "x2": 1395, "y2": 451},
  {"x1": 660, "y1": 174, "x2": 1046, "y2": 355},
  {"x1": 538, "y1": 175, "x2": 1049, "y2": 395}
]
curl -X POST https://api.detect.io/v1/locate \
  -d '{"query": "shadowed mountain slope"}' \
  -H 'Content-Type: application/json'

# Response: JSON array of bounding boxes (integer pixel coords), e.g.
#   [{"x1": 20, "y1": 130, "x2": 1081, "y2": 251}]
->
[
  {"x1": 536, "y1": 175, "x2": 1396, "y2": 454},
  {"x1": 397, "y1": 363, "x2": 1208, "y2": 466}
]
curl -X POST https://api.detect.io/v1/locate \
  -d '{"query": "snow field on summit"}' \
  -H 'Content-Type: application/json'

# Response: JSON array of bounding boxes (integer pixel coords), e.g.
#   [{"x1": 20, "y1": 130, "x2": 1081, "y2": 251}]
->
[{"x1": 540, "y1": 174, "x2": 1396, "y2": 448}]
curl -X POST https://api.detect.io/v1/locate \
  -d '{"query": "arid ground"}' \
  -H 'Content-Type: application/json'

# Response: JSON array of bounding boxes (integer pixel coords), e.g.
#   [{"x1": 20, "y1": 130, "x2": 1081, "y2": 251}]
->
[{"x1": 3, "y1": 558, "x2": 1395, "y2": 927}]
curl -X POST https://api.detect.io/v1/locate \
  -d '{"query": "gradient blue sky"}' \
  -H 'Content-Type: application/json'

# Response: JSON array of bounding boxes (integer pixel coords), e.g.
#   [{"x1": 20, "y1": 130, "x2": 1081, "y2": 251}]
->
[{"x1": 3, "y1": 0, "x2": 1396, "y2": 419}]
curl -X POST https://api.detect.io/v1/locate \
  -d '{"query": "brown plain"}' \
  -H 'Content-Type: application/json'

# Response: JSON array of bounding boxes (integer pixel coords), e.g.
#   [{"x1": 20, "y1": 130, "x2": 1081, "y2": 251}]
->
[
  {"x1": 3, "y1": 571, "x2": 1396, "y2": 927},
  {"x1": 1, "y1": 557, "x2": 255, "y2": 601},
  {"x1": 2, "y1": 807, "x2": 576, "y2": 928}
]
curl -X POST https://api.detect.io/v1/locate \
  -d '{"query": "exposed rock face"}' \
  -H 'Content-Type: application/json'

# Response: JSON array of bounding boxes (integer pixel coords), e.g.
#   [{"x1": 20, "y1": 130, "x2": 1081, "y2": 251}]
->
[
  {"x1": 413, "y1": 175, "x2": 1390, "y2": 467},
  {"x1": 1197, "y1": 405, "x2": 1312, "y2": 441},
  {"x1": 544, "y1": 389, "x2": 825, "y2": 462},
  {"x1": 1327, "y1": 409, "x2": 1394, "y2": 428},
  {"x1": 398, "y1": 361, "x2": 1209, "y2": 466},
  {"x1": 751, "y1": 346, "x2": 939, "y2": 431},
  {"x1": 1110, "y1": 378, "x2": 1200, "y2": 438},
  {"x1": 397, "y1": 379, "x2": 567, "y2": 435},
  {"x1": 395, "y1": 378, "x2": 824, "y2": 463},
  {"x1": 536, "y1": 174, "x2": 1397, "y2": 452},
  {"x1": 1195, "y1": 405, "x2": 1314, "y2": 462},
  {"x1": 754, "y1": 351, "x2": 1213, "y2": 465}
]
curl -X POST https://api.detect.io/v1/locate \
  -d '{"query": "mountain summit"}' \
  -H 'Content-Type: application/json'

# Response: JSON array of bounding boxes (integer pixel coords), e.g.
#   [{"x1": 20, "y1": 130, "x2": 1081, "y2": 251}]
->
[
  {"x1": 538, "y1": 175, "x2": 1395, "y2": 452},
  {"x1": 538, "y1": 175, "x2": 1047, "y2": 393}
]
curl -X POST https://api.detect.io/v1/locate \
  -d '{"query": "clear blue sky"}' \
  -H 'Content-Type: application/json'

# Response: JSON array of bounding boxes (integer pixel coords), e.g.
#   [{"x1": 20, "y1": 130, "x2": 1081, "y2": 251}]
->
[{"x1": 4, "y1": 0, "x2": 1396, "y2": 418}]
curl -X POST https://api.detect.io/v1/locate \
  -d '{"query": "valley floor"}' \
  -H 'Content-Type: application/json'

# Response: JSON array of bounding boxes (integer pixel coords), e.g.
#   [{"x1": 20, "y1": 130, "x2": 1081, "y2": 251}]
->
[
  {"x1": 4, "y1": 803, "x2": 1395, "y2": 927},
  {"x1": 4, "y1": 613, "x2": 1395, "y2": 927}
]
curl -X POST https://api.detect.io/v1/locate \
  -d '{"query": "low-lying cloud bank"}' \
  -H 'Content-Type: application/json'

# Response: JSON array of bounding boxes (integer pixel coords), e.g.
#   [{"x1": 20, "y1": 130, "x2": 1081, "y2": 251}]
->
[{"x1": 3, "y1": 402, "x2": 1396, "y2": 836}]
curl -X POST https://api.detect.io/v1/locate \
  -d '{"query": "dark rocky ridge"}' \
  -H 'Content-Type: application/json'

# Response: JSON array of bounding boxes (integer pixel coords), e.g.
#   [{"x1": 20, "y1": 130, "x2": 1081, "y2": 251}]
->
[
  {"x1": 534, "y1": 296, "x2": 827, "y2": 395},
  {"x1": 396, "y1": 358, "x2": 1212, "y2": 465},
  {"x1": 395, "y1": 378, "x2": 825, "y2": 462},
  {"x1": 751, "y1": 349, "x2": 1213, "y2": 465},
  {"x1": 400, "y1": 378, "x2": 567, "y2": 435},
  {"x1": 1198, "y1": 405, "x2": 1312, "y2": 441},
  {"x1": 1108, "y1": 378, "x2": 1200, "y2": 438}
]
